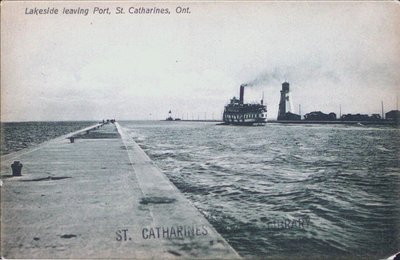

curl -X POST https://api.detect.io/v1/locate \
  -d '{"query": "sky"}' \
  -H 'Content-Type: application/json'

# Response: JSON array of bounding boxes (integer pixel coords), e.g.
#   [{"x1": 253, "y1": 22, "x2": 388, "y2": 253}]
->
[{"x1": 1, "y1": 1, "x2": 399, "y2": 121}]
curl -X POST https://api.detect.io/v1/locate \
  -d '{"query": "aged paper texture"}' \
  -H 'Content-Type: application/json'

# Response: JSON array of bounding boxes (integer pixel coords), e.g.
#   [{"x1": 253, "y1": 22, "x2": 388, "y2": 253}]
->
[{"x1": 1, "y1": 1, "x2": 399, "y2": 259}]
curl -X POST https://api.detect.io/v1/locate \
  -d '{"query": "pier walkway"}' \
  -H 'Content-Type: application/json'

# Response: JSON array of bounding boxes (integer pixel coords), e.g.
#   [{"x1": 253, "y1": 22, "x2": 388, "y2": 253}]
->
[{"x1": 1, "y1": 122, "x2": 240, "y2": 259}]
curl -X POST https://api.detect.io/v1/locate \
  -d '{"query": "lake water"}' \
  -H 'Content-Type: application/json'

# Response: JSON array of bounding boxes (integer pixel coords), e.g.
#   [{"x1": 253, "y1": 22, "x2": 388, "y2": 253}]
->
[
  {"x1": 120, "y1": 121, "x2": 400, "y2": 259},
  {"x1": 0, "y1": 121, "x2": 95, "y2": 155}
]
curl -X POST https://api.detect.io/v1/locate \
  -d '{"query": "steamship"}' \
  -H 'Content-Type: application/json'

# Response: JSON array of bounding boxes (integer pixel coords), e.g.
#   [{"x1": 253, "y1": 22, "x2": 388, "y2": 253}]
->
[{"x1": 222, "y1": 84, "x2": 267, "y2": 125}]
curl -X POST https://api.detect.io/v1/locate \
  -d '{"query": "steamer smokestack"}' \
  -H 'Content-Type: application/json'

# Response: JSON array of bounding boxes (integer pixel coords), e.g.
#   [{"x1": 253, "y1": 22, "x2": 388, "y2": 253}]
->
[{"x1": 240, "y1": 84, "x2": 247, "y2": 104}]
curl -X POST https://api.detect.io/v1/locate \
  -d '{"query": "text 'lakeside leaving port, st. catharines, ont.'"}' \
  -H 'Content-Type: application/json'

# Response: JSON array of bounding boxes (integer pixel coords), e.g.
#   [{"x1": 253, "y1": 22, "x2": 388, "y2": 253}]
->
[{"x1": 24, "y1": 6, "x2": 191, "y2": 16}]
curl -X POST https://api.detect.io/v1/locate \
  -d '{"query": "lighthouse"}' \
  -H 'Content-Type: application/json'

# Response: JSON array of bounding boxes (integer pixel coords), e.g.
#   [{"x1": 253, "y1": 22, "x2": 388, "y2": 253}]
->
[
  {"x1": 278, "y1": 82, "x2": 290, "y2": 120},
  {"x1": 277, "y1": 82, "x2": 300, "y2": 121}
]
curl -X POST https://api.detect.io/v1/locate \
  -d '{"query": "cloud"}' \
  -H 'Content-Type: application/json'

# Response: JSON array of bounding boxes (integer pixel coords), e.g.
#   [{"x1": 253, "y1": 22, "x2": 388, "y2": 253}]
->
[{"x1": 1, "y1": 2, "x2": 399, "y2": 121}]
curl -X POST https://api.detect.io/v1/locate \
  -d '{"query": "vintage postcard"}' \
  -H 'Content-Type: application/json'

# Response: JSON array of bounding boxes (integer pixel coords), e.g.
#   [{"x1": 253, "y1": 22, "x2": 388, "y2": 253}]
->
[{"x1": 1, "y1": 1, "x2": 399, "y2": 259}]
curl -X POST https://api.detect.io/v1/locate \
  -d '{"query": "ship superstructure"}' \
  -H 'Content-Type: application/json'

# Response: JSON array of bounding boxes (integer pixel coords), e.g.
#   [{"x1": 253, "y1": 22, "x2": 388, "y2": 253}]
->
[{"x1": 223, "y1": 84, "x2": 267, "y2": 125}]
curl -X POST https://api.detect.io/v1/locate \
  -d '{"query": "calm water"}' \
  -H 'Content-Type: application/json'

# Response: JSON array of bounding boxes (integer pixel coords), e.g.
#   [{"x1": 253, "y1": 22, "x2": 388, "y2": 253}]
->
[
  {"x1": 120, "y1": 121, "x2": 400, "y2": 259},
  {"x1": 1, "y1": 121, "x2": 399, "y2": 258}
]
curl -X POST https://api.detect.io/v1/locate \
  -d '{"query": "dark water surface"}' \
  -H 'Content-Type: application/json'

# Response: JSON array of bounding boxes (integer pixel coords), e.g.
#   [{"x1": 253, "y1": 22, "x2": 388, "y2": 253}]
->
[
  {"x1": 120, "y1": 121, "x2": 400, "y2": 259},
  {"x1": 1, "y1": 121, "x2": 95, "y2": 155}
]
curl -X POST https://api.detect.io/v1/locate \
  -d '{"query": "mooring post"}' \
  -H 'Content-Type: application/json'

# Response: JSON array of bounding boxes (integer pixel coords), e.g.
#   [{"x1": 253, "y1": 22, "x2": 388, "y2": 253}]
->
[{"x1": 11, "y1": 161, "x2": 23, "y2": 176}]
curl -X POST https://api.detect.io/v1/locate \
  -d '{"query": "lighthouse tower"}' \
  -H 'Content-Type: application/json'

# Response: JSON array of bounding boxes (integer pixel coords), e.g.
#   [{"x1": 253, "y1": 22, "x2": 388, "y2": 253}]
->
[{"x1": 278, "y1": 82, "x2": 290, "y2": 120}]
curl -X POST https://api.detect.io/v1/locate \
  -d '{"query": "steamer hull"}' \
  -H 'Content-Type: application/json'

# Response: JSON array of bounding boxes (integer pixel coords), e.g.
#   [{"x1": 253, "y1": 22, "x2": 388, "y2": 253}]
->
[
  {"x1": 223, "y1": 104, "x2": 267, "y2": 125},
  {"x1": 222, "y1": 84, "x2": 267, "y2": 126}
]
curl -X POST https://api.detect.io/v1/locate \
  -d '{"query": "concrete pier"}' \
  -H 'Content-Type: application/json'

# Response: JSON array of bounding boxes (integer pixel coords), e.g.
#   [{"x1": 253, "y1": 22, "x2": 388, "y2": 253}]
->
[{"x1": 1, "y1": 123, "x2": 240, "y2": 259}]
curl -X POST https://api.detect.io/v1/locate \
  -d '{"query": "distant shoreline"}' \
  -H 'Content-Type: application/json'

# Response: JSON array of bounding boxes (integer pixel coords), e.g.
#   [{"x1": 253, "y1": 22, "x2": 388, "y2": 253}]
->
[
  {"x1": 162, "y1": 119, "x2": 399, "y2": 126},
  {"x1": 163, "y1": 120, "x2": 223, "y2": 122},
  {"x1": 268, "y1": 120, "x2": 398, "y2": 126}
]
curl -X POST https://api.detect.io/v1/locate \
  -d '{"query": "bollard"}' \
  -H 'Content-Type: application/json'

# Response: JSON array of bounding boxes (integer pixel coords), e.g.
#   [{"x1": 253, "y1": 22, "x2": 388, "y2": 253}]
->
[
  {"x1": 68, "y1": 137, "x2": 75, "y2": 143},
  {"x1": 11, "y1": 161, "x2": 23, "y2": 176}
]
